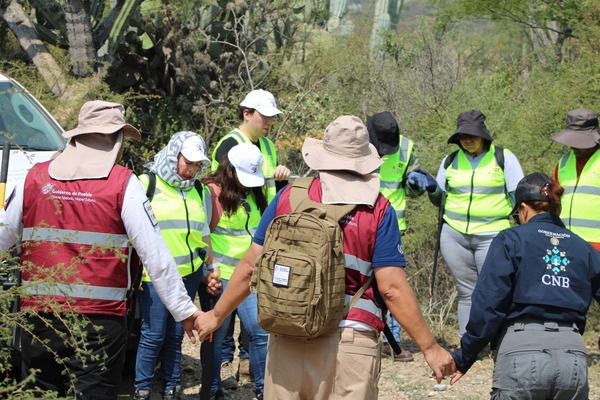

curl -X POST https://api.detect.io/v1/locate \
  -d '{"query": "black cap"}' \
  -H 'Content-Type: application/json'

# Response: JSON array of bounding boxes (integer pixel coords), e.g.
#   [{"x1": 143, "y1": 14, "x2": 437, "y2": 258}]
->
[
  {"x1": 511, "y1": 172, "x2": 553, "y2": 215},
  {"x1": 367, "y1": 112, "x2": 400, "y2": 155},
  {"x1": 448, "y1": 109, "x2": 493, "y2": 145}
]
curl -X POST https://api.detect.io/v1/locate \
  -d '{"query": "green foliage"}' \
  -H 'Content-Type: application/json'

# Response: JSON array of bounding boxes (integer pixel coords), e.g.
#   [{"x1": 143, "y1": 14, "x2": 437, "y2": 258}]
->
[
  {"x1": 0, "y1": 248, "x2": 110, "y2": 399},
  {"x1": 107, "y1": 0, "x2": 143, "y2": 54},
  {"x1": 4, "y1": 0, "x2": 600, "y2": 349}
]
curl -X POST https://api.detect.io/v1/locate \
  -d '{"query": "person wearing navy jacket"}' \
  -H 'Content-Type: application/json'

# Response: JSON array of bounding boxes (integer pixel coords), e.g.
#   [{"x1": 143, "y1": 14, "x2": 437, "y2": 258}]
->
[{"x1": 450, "y1": 172, "x2": 600, "y2": 399}]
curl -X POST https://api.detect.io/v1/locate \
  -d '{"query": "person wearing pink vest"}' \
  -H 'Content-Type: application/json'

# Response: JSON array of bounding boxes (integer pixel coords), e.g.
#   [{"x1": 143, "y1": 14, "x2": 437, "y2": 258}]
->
[
  {"x1": 0, "y1": 101, "x2": 214, "y2": 400},
  {"x1": 195, "y1": 115, "x2": 455, "y2": 399}
]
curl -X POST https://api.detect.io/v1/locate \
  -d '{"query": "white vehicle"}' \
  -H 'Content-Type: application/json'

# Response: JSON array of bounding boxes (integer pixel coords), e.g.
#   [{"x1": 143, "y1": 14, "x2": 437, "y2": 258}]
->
[
  {"x1": 0, "y1": 73, "x2": 65, "y2": 199},
  {"x1": 1, "y1": 72, "x2": 65, "y2": 378},
  {"x1": 1, "y1": 73, "x2": 141, "y2": 378}
]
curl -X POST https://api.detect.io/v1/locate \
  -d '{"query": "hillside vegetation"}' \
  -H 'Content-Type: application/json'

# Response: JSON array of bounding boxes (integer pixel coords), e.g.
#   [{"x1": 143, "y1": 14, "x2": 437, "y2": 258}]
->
[{"x1": 2, "y1": 0, "x2": 600, "y2": 397}]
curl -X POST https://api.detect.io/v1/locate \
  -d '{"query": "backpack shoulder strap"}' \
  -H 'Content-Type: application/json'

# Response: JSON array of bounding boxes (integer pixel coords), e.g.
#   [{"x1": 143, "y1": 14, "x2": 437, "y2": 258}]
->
[
  {"x1": 194, "y1": 180, "x2": 213, "y2": 229},
  {"x1": 194, "y1": 179, "x2": 204, "y2": 200},
  {"x1": 442, "y1": 150, "x2": 459, "y2": 193},
  {"x1": 443, "y1": 150, "x2": 459, "y2": 169},
  {"x1": 443, "y1": 147, "x2": 504, "y2": 170},
  {"x1": 145, "y1": 171, "x2": 156, "y2": 202},
  {"x1": 290, "y1": 177, "x2": 355, "y2": 221},
  {"x1": 494, "y1": 145, "x2": 505, "y2": 170},
  {"x1": 343, "y1": 275, "x2": 373, "y2": 316}
]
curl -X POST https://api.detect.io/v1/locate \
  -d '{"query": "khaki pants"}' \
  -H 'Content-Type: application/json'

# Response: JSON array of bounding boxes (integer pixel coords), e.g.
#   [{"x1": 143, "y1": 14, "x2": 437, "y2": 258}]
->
[{"x1": 264, "y1": 327, "x2": 381, "y2": 400}]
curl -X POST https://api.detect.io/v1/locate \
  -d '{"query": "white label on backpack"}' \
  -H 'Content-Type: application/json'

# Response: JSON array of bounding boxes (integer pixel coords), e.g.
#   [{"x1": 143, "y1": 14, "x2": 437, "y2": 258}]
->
[{"x1": 273, "y1": 264, "x2": 291, "y2": 287}]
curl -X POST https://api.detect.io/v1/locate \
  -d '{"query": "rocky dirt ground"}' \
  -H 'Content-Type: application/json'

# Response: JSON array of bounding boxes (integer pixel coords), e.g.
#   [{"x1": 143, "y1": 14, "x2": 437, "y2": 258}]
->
[{"x1": 119, "y1": 323, "x2": 600, "y2": 400}]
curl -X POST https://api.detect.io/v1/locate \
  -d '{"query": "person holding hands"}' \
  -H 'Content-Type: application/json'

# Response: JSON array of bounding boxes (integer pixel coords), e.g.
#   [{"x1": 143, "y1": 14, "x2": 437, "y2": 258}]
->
[{"x1": 196, "y1": 115, "x2": 455, "y2": 399}]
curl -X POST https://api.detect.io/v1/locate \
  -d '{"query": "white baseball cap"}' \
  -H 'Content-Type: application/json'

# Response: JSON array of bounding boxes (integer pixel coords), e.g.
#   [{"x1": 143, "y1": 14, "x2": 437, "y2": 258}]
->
[
  {"x1": 228, "y1": 143, "x2": 265, "y2": 188},
  {"x1": 180, "y1": 134, "x2": 209, "y2": 163},
  {"x1": 239, "y1": 89, "x2": 282, "y2": 117}
]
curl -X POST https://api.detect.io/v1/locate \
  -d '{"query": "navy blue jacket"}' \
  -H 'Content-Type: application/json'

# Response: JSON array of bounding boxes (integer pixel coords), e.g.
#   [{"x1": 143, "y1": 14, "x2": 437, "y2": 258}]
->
[{"x1": 452, "y1": 213, "x2": 600, "y2": 373}]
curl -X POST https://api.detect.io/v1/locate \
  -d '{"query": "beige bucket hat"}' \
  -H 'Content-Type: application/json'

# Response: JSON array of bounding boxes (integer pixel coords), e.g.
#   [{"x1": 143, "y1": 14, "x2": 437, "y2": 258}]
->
[
  {"x1": 302, "y1": 115, "x2": 382, "y2": 206},
  {"x1": 63, "y1": 100, "x2": 141, "y2": 140},
  {"x1": 49, "y1": 100, "x2": 141, "y2": 180}
]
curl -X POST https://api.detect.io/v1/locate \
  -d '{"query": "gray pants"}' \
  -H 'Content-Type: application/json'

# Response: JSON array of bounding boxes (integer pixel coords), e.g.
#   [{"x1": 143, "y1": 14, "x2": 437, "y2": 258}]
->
[
  {"x1": 439, "y1": 223, "x2": 496, "y2": 337},
  {"x1": 492, "y1": 320, "x2": 588, "y2": 400}
]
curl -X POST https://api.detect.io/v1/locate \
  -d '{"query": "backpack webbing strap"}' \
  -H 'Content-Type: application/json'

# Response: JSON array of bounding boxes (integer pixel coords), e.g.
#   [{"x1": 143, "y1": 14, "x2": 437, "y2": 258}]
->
[
  {"x1": 290, "y1": 177, "x2": 356, "y2": 221},
  {"x1": 343, "y1": 275, "x2": 374, "y2": 317}
]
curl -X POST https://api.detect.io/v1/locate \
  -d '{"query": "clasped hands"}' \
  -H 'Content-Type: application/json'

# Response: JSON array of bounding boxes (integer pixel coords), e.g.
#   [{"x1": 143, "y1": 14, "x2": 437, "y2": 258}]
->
[{"x1": 182, "y1": 309, "x2": 221, "y2": 344}]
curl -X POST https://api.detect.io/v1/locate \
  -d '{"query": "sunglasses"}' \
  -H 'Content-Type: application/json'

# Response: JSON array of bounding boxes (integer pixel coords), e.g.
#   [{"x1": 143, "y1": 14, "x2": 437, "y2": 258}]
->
[{"x1": 511, "y1": 207, "x2": 521, "y2": 225}]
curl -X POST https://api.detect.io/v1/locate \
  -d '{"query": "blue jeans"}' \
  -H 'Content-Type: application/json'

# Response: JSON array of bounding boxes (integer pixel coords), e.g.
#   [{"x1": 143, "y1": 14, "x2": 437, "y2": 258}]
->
[
  {"x1": 382, "y1": 315, "x2": 401, "y2": 344},
  {"x1": 211, "y1": 278, "x2": 268, "y2": 393},
  {"x1": 222, "y1": 311, "x2": 249, "y2": 362},
  {"x1": 134, "y1": 269, "x2": 203, "y2": 391}
]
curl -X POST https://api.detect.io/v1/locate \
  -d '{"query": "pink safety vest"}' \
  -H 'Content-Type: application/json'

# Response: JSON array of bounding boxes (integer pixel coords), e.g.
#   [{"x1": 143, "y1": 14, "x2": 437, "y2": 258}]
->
[{"x1": 20, "y1": 161, "x2": 135, "y2": 316}]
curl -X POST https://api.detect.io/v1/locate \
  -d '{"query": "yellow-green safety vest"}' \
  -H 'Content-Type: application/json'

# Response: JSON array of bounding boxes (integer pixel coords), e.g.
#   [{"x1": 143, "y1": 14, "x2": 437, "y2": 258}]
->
[
  {"x1": 557, "y1": 148, "x2": 600, "y2": 243},
  {"x1": 139, "y1": 174, "x2": 210, "y2": 281},
  {"x1": 210, "y1": 192, "x2": 262, "y2": 280},
  {"x1": 378, "y1": 135, "x2": 414, "y2": 231},
  {"x1": 211, "y1": 129, "x2": 278, "y2": 202},
  {"x1": 444, "y1": 145, "x2": 511, "y2": 234}
]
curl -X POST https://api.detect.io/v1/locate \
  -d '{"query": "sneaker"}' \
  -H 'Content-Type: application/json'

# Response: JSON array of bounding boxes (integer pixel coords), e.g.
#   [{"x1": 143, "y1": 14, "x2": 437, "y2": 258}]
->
[
  {"x1": 238, "y1": 357, "x2": 251, "y2": 377},
  {"x1": 134, "y1": 389, "x2": 151, "y2": 400},
  {"x1": 382, "y1": 344, "x2": 414, "y2": 362},
  {"x1": 220, "y1": 361, "x2": 237, "y2": 390},
  {"x1": 162, "y1": 385, "x2": 181, "y2": 400},
  {"x1": 253, "y1": 390, "x2": 263, "y2": 400}
]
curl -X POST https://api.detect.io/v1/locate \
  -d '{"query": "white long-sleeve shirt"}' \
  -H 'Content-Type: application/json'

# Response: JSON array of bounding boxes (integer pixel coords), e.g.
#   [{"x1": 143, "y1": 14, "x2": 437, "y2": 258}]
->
[{"x1": 0, "y1": 174, "x2": 198, "y2": 322}]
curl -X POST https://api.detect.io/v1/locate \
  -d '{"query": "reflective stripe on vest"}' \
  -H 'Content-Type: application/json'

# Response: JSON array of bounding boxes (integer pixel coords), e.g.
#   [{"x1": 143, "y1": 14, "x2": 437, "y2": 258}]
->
[
  {"x1": 557, "y1": 149, "x2": 600, "y2": 242},
  {"x1": 211, "y1": 129, "x2": 277, "y2": 202},
  {"x1": 21, "y1": 227, "x2": 131, "y2": 296},
  {"x1": 22, "y1": 281, "x2": 127, "y2": 301},
  {"x1": 343, "y1": 254, "x2": 383, "y2": 320},
  {"x1": 22, "y1": 228, "x2": 129, "y2": 247},
  {"x1": 211, "y1": 193, "x2": 261, "y2": 280},
  {"x1": 379, "y1": 136, "x2": 414, "y2": 231},
  {"x1": 444, "y1": 145, "x2": 511, "y2": 234},
  {"x1": 139, "y1": 174, "x2": 209, "y2": 281}
]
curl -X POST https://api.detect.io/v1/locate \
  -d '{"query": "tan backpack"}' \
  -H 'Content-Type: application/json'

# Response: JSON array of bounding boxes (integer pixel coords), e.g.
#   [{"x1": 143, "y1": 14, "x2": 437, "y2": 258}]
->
[{"x1": 250, "y1": 177, "x2": 372, "y2": 338}]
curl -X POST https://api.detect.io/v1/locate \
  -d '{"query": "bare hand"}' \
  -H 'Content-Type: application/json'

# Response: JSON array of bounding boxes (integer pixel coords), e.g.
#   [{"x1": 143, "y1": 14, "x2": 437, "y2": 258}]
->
[
  {"x1": 195, "y1": 309, "x2": 222, "y2": 342},
  {"x1": 422, "y1": 345, "x2": 457, "y2": 383},
  {"x1": 204, "y1": 268, "x2": 222, "y2": 296},
  {"x1": 181, "y1": 310, "x2": 202, "y2": 344},
  {"x1": 450, "y1": 371, "x2": 464, "y2": 385},
  {"x1": 273, "y1": 165, "x2": 290, "y2": 181}
]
